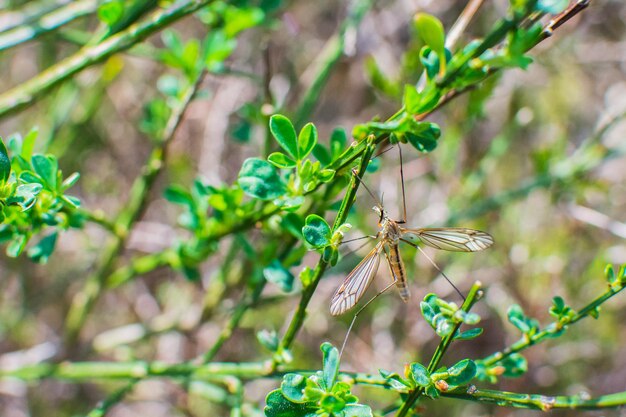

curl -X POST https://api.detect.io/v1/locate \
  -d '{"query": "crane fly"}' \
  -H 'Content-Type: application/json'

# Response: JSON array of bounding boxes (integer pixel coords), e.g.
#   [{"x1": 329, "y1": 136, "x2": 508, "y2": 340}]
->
[
  {"x1": 330, "y1": 146, "x2": 494, "y2": 317},
  {"x1": 329, "y1": 205, "x2": 493, "y2": 315}
]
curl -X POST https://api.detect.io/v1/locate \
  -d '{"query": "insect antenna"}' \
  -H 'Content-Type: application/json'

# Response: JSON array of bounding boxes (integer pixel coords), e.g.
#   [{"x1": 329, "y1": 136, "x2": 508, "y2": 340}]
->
[
  {"x1": 373, "y1": 144, "x2": 396, "y2": 159},
  {"x1": 400, "y1": 238, "x2": 466, "y2": 301},
  {"x1": 398, "y1": 144, "x2": 408, "y2": 224},
  {"x1": 351, "y1": 168, "x2": 384, "y2": 211}
]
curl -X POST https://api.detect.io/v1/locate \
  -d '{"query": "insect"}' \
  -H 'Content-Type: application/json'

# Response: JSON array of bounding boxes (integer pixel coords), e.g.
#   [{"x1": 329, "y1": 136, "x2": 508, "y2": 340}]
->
[
  {"x1": 330, "y1": 148, "x2": 494, "y2": 316},
  {"x1": 330, "y1": 204, "x2": 494, "y2": 316}
]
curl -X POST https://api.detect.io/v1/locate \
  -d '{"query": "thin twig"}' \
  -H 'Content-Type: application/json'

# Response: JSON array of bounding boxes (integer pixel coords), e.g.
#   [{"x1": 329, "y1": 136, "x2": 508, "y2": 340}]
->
[
  {"x1": 0, "y1": 0, "x2": 215, "y2": 118},
  {"x1": 395, "y1": 282, "x2": 484, "y2": 417},
  {"x1": 446, "y1": 0, "x2": 485, "y2": 49},
  {"x1": 0, "y1": 0, "x2": 97, "y2": 52},
  {"x1": 64, "y1": 70, "x2": 206, "y2": 346}
]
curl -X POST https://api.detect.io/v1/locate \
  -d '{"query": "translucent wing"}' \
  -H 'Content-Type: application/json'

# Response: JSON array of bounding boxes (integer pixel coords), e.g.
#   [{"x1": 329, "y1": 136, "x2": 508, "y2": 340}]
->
[
  {"x1": 401, "y1": 227, "x2": 494, "y2": 252},
  {"x1": 330, "y1": 242, "x2": 384, "y2": 316}
]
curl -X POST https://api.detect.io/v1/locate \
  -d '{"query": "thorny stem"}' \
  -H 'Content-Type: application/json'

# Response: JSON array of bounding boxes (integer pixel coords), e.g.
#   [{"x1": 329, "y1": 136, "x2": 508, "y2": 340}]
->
[{"x1": 395, "y1": 282, "x2": 484, "y2": 417}]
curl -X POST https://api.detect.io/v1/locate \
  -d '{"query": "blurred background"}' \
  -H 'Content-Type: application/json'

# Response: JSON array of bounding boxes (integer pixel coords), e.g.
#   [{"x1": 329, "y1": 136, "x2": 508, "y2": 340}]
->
[{"x1": 1, "y1": 0, "x2": 626, "y2": 416}]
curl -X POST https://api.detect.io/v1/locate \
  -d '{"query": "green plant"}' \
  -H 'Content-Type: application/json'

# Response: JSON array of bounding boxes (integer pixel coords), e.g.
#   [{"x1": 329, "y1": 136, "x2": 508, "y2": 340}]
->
[{"x1": 1, "y1": 0, "x2": 626, "y2": 416}]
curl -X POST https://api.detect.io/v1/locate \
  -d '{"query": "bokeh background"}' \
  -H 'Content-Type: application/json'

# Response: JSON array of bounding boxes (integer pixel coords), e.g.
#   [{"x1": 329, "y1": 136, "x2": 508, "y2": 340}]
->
[{"x1": 1, "y1": 0, "x2": 626, "y2": 416}]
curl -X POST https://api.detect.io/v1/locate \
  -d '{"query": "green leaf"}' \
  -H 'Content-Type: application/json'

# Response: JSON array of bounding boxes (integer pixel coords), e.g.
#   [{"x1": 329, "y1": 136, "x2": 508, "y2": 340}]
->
[
  {"x1": 223, "y1": 6, "x2": 265, "y2": 37},
  {"x1": 507, "y1": 304, "x2": 530, "y2": 333},
  {"x1": 499, "y1": 353, "x2": 528, "y2": 377},
  {"x1": 420, "y1": 299, "x2": 437, "y2": 323},
  {"x1": 343, "y1": 404, "x2": 373, "y2": 417},
  {"x1": 414, "y1": 13, "x2": 445, "y2": 59},
  {"x1": 302, "y1": 214, "x2": 331, "y2": 248},
  {"x1": 98, "y1": 0, "x2": 124, "y2": 26},
  {"x1": 264, "y1": 389, "x2": 315, "y2": 417},
  {"x1": 317, "y1": 169, "x2": 335, "y2": 183},
  {"x1": 321, "y1": 342, "x2": 339, "y2": 390},
  {"x1": 281, "y1": 374, "x2": 308, "y2": 403},
  {"x1": 27, "y1": 231, "x2": 58, "y2": 264},
  {"x1": 31, "y1": 154, "x2": 58, "y2": 191},
  {"x1": 299, "y1": 267, "x2": 313, "y2": 287},
  {"x1": 605, "y1": 264, "x2": 617, "y2": 284},
  {"x1": 409, "y1": 363, "x2": 430, "y2": 387},
  {"x1": 270, "y1": 115, "x2": 298, "y2": 159},
  {"x1": 550, "y1": 296, "x2": 566, "y2": 316},
  {"x1": 6, "y1": 234, "x2": 27, "y2": 258},
  {"x1": 403, "y1": 85, "x2": 421, "y2": 114},
  {"x1": 257, "y1": 329, "x2": 279, "y2": 352},
  {"x1": 264, "y1": 260, "x2": 295, "y2": 292},
  {"x1": 537, "y1": 0, "x2": 568, "y2": 14},
  {"x1": 204, "y1": 31, "x2": 237, "y2": 72},
  {"x1": 425, "y1": 385, "x2": 440, "y2": 399},
  {"x1": 330, "y1": 128, "x2": 347, "y2": 159},
  {"x1": 0, "y1": 137, "x2": 10, "y2": 182},
  {"x1": 405, "y1": 122, "x2": 440, "y2": 153},
  {"x1": 238, "y1": 158, "x2": 286, "y2": 200},
  {"x1": 312, "y1": 144, "x2": 331, "y2": 166},
  {"x1": 364, "y1": 56, "x2": 400, "y2": 98},
  {"x1": 320, "y1": 395, "x2": 345, "y2": 413},
  {"x1": 298, "y1": 123, "x2": 318, "y2": 159},
  {"x1": 61, "y1": 172, "x2": 80, "y2": 190},
  {"x1": 281, "y1": 213, "x2": 305, "y2": 239},
  {"x1": 446, "y1": 359, "x2": 477, "y2": 386},
  {"x1": 11, "y1": 183, "x2": 43, "y2": 210},
  {"x1": 164, "y1": 185, "x2": 194, "y2": 208},
  {"x1": 454, "y1": 328, "x2": 483, "y2": 341},
  {"x1": 268, "y1": 152, "x2": 297, "y2": 169},
  {"x1": 21, "y1": 127, "x2": 38, "y2": 161},
  {"x1": 379, "y1": 370, "x2": 411, "y2": 391}
]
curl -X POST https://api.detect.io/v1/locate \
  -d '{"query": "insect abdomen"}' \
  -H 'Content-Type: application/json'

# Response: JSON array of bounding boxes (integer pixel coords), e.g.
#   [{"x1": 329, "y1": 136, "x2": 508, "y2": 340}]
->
[{"x1": 388, "y1": 244, "x2": 410, "y2": 301}]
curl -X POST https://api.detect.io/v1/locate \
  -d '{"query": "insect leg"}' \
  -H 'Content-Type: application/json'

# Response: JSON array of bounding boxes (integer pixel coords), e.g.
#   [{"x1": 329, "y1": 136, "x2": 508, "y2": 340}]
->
[
  {"x1": 339, "y1": 246, "x2": 398, "y2": 359},
  {"x1": 400, "y1": 238, "x2": 466, "y2": 301}
]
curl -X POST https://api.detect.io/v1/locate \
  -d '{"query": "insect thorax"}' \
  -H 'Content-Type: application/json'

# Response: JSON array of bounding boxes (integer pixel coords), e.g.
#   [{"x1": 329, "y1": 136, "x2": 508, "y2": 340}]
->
[{"x1": 381, "y1": 217, "x2": 402, "y2": 242}]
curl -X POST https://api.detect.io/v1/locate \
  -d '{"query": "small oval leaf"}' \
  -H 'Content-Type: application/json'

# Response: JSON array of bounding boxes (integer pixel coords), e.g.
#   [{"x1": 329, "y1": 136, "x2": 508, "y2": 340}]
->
[
  {"x1": 268, "y1": 152, "x2": 297, "y2": 169},
  {"x1": 302, "y1": 214, "x2": 331, "y2": 248},
  {"x1": 270, "y1": 115, "x2": 298, "y2": 159},
  {"x1": 298, "y1": 123, "x2": 318, "y2": 159}
]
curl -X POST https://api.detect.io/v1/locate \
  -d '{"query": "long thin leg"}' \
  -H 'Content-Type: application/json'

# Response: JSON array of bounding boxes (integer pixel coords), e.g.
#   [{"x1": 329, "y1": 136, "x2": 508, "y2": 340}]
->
[
  {"x1": 339, "y1": 280, "x2": 397, "y2": 359},
  {"x1": 340, "y1": 235, "x2": 377, "y2": 245},
  {"x1": 339, "y1": 245, "x2": 399, "y2": 358},
  {"x1": 400, "y1": 238, "x2": 466, "y2": 301},
  {"x1": 398, "y1": 144, "x2": 407, "y2": 224}
]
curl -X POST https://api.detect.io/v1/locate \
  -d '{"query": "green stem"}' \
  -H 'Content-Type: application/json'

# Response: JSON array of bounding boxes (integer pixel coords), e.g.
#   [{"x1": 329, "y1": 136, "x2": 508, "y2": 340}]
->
[
  {"x1": 273, "y1": 141, "x2": 377, "y2": 368},
  {"x1": 0, "y1": 0, "x2": 97, "y2": 52},
  {"x1": 479, "y1": 281, "x2": 626, "y2": 367},
  {"x1": 64, "y1": 70, "x2": 205, "y2": 345},
  {"x1": 395, "y1": 282, "x2": 484, "y2": 417},
  {"x1": 0, "y1": 360, "x2": 269, "y2": 381},
  {"x1": 86, "y1": 380, "x2": 138, "y2": 417},
  {"x1": 292, "y1": 0, "x2": 373, "y2": 129},
  {"x1": 442, "y1": 386, "x2": 626, "y2": 410},
  {"x1": 0, "y1": 0, "x2": 215, "y2": 118}
]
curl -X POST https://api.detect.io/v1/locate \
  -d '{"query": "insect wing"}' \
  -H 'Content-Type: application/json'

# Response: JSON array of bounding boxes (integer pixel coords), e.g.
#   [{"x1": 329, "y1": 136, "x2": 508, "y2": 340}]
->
[
  {"x1": 330, "y1": 242, "x2": 383, "y2": 316},
  {"x1": 401, "y1": 227, "x2": 494, "y2": 252}
]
